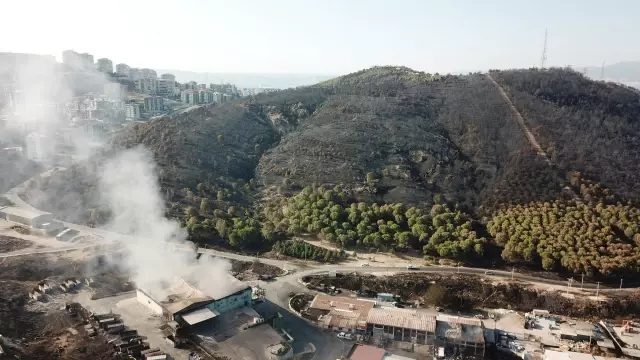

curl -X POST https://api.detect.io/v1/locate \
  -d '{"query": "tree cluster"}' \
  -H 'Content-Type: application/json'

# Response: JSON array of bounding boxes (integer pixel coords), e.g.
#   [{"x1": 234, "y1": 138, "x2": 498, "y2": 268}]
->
[
  {"x1": 488, "y1": 200, "x2": 640, "y2": 276},
  {"x1": 273, "y1": 240, "x2": 347, "y2": 263},
  {"x1": 263, "y1": 186, "x2": 486, "y2": 260}
]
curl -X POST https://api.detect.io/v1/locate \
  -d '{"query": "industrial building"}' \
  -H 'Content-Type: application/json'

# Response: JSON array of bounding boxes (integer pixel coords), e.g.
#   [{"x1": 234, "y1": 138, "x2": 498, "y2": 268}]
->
[
  {"x1": 136, "y1": 276, "x2": 252, "y2": 331},
  {"x1": 435, "y1": 314, "x2": 485, "y2": 357},
  {"x1": 307, "y1": 295, "x2": 375, "y2": 333},
  {"x1": 0, "y1": 206, "x2": 62, "y2": 233},
  {"x1": 367, "y1": 307, "x2": 436, "y2": 345}
]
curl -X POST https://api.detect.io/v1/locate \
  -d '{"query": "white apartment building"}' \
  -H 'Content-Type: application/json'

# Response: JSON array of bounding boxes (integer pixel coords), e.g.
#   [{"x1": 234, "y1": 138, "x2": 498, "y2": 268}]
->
[
  {"x1": 212, "y1": 92, "x2": 223, "y2": 103},
  {"x1": 199, "y1": 90, "x2": 214, "y2": 104},
  {"x1": 130, "y1": 68, "x2": 142, "y2": 80},
  {"x1": 181, "y1": 90, "x2": 199, "y2": 105},
  {"x1": 161, "y1": 73, "x2": 176, "y2": 82},
  {"x1": 25, "y1": 132, "x2": 54, "y2": 163},
  {"x1": 97, "y1": 58, "x2": 113, "y2": 73},
  {"x1": 157, "y1": 79, "x2": 175, "y2": 96},
  {"x1": 141, "y1": 68, "x2": 157, "y2": 79},
  {"x1": 116, "y1": 63, "x2": 131, "y2": 77},
  {"x1": 143, "y1": 96, "x2": 164, "y2": 113},
  {"x1": 135, "y1": 78, "x2": 158, "y2": 94},
  {"x1": 125, "y1": 103, "x2": 141, "y2": 121}
]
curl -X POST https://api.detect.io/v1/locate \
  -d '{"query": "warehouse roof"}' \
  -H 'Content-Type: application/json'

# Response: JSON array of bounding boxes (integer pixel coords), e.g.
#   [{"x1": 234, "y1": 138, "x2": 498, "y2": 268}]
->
[
  {"x1": 180, "y1": 307, "x2": 220, "y2": 325},
  {"x1": 310, "y1": 295, "x2": 376, "y2": 313},
  {"x1": 144, "y1": 276, "x2": 250, "y2": 315},
  {"x1": 367, "y1": 308, "x2": 436, "y2": 333},
  {"x1": 0, "y1": 206, "x2": 52, "y2": 220},
  {"x1": 436, "y1": 314, "x2": 484, "y2": 343}
]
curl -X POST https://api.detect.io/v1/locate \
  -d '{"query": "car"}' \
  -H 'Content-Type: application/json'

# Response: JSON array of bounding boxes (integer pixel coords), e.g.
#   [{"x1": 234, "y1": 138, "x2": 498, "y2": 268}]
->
[
  {"x1": 484, "y1": 270, "x2": 494, "y2": 275},
  {"x1": 435, "y1": 307, "x2": 443, "y2": 312},
  {"x1": 337, "y1": 332, "x2": 347, "y2": 339},
  {"x1": 360, "y1": 263, "x2": 370, "y2": 267},
  {"x1": 407, "y1": 265, "x2": 419, "y2": 270}
]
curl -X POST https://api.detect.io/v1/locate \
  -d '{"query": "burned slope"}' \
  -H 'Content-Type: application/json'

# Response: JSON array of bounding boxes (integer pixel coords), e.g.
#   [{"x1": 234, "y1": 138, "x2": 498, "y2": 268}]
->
[
  {"x1": 111, "y1": 104, "x2": 280, "y2": 195},
  {"x1": 257, "y1": 69, "x2": 535, "y2": 211},
  {"x1": 491, "y1": 68, "x2": 640, "y2": 204}
]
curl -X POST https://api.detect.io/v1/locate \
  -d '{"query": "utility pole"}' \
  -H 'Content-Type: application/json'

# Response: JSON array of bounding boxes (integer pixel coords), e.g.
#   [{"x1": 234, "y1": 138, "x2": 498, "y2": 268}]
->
[
  {"x1": 596, "y1": 282, "x2": 601, "y2": 301},
  {"x1": 540, "y1": 28, "x2": 548, "y2": 69},
  {"x1": 581, "y1": 273, "x2": 584, "y2": 290},
  {"x1": 511, "y1": 268, "x2": 515, "y2": 280},
  {"x1": 620, "y1": 278, "x2": 623, "y2": 290}
]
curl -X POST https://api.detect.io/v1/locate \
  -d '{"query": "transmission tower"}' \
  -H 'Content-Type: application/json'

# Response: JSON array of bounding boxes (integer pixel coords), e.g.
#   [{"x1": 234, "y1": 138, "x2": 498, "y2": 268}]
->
[{"x1": 540, "y1": 29, "x2": 548, "y2": 69}]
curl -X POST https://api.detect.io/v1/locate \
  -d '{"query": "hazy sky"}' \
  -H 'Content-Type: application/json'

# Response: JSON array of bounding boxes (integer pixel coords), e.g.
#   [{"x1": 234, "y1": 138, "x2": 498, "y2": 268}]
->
[{"x1": 2, "y1": 0, "x2": 638, "y2": 74}]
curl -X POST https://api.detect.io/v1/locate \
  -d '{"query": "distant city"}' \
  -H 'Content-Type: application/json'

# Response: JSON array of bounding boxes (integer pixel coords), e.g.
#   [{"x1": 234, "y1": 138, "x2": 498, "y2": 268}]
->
[{"x1": 0, "y1": 50, "x2": 316, "y2": 165}]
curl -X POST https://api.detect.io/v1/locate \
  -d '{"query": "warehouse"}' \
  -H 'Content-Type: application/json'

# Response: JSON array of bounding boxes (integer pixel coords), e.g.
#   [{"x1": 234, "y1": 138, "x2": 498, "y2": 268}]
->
[
  {"x1": 366, "y1": 307, "x2": 436, "y2": 345},
  {"x1": 307, "y1": 295, "x2": 375, "y2": 333},
  {"x1": 0, "y1": 206, "x2": 62, "y2": 233},
  {"x1": 136, "y1": 276, "x2": 252, "y2": 330}
]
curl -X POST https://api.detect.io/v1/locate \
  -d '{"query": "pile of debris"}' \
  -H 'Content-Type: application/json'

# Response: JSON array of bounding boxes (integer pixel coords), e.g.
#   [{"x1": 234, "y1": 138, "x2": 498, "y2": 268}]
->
[
  {"x1": 29, "y1": 277, "x2": 94, "y2": 301},
  {"x1": 91, "y1": 312, "x2": 170, "y2": 359}
]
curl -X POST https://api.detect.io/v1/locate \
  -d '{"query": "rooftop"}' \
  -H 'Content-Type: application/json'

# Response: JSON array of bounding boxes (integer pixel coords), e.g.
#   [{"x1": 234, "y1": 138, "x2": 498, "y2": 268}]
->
[
  {"x1": 436, "y1": 314, "x2": 484, "y2": 343},
  {"x1": 350, "y1": 344, "x2": 386, "y2": 360},
  {"x1": 0, "y1": 206, "x2": 51, "y2": 220},
  {"x1": 143, "y1": 276, "x2": 250, "y2": 315},
  {"x1": 310, "y1": 295, "x2": 376, "y2": 313},
  {"x1": 367, "y1": 308, "x2": 436, "y2": 333}
]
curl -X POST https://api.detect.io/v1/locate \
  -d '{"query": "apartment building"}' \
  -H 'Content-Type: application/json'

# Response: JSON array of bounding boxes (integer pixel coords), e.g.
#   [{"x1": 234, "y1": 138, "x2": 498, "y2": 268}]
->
[{"x1": 97, "y1": 58, "x2": 113, "y2": 73}]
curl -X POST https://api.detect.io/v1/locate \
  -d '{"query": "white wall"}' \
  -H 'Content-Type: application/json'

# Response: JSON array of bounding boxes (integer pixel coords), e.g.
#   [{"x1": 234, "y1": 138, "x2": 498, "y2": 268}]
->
[{"x1": 136, "y1": 289, "x2": 164, "y2": 315}]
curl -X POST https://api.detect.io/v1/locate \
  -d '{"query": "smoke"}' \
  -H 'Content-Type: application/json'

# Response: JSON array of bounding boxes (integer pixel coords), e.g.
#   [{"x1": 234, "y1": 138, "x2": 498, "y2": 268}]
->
[
  {"x1": 0, "y1": 51, "x2": 235, "y2": 299},
  {"x1": 98, "y1": 146, "x2": 234, "y2": 299}
]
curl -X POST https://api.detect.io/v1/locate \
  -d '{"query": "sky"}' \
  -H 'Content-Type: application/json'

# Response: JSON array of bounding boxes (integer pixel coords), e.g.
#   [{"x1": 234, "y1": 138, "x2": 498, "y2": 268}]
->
[{"x1": 2, "y1": 0, "x2": 639, "y2": 75}]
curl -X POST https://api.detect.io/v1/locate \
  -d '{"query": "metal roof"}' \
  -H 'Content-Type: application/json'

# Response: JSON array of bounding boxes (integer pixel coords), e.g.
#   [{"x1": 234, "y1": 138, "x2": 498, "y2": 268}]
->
[
  {"x1": 367, "y1": 308, "x2": 436, "y2": 333},
  {"x1": 181, "y1": 307, "x2": 219, "y2": 325},
  {"x1": 0, "y1": 206, "x2": 52, "y2": 220},
  {"x1": 545, "y1": 350, "x2": 626, "y2": 360},
  {"x1": 437, "y1": 314, "x2": 483, "y2": 327}
]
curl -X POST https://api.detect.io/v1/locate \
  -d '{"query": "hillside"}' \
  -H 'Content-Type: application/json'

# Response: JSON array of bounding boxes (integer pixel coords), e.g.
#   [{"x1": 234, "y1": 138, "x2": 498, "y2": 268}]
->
[{"x1": 32, "y1": 66, "x2": 640, "y2": 277}]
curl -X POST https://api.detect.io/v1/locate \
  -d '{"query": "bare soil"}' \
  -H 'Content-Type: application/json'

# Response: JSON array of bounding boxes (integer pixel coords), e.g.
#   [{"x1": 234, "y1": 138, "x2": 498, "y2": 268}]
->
[
  {"x1": 230, "y1": 258, "x2": 284, "y2": 279},
  {"x1": 0, "y1": 235, "x2": 33, "y2": 252},
  {"x1": 307, "y1": 273, "x2": 640, "y2": 320}
]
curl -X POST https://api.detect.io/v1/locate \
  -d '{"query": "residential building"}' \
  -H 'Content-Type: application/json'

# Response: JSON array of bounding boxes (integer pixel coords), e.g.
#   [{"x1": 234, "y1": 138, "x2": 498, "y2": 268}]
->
[
  {"x1": 212, "y1": 92, "x2": 223, "y2": 103},
  {"x1": 80, "y1": 53, "x2": 94, "y2": 68},
  {"x1": 125, "y1": 103, "x2": 141, "y2": 121},
  {"x1": 25, "y1": 132, "x2": 53, "y2": 163},
  {"x1": 116, "y1": 63, "x2": 131, "y2": 77},
  {"x1": 62, "y1": 50, "x2": 81, "y2": 68},
  {"x1": 143, "y1": 96, "x2": 164, "y2": 113},
  {"x1": 157, "y1": 78, "x2": 175, "y2": 96},
  {"x1": 185, "y1": 81, "x2": 198, "y2": 90},
  {"x1": 198, "y1": 83, "x2": 207, "y2": 90},
  {"x1": 181, "y1": 90, "x2": 199, "y2": 105},
  {"x1": 96, "y1": 58, "x2": 113, "y2": 73},
  {"x1": 130, "y1": 68, "x2": 142, "y2": 80},
  {"x1": 199, "y1": 90, "x2": 214, "y2": 104},
  {"x1": 223, "y1": 93, "x2": 234, "y2": 102},
  {"x1": 141, "y1": 68, "x2": 157, "y2": 79},
  {"x1": 104, "y1": 82, "x2": 127, "y2": 100},
  {"x1": 161, "y1": 73, "x2": 176, "y2": 82},
  {"x1": 135, "y1": 78, "x2": 158, "y2": 94}
]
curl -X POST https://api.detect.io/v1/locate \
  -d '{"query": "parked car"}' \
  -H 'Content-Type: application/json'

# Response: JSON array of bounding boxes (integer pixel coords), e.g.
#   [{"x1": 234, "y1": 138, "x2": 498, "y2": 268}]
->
[
  {"x1": 360, "y1": 263, "x2": 370, "y2": 267},
  {"x1": 407, "y1": 265, "x2": 419, "y2": 270},
  {"x1": 484, "y1": 270, "x2": 494, "y2": 275},
  {"x1": 337, "y1": 332, "x2": 352, "y2": 340}
]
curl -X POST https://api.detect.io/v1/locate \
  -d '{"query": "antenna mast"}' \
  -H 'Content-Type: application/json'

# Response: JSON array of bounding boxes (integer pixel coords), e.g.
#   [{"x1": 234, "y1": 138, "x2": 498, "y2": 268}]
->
[{"x1": 540, "y1": 29, "x2": 548, "y2": 69}]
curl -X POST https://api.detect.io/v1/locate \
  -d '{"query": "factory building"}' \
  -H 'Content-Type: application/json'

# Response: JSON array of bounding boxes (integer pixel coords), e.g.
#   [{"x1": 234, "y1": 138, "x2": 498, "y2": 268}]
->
[
  {"x1": 435, "y1": 314, "x2": 485, "y2": 357},
  {"x1": 136, "y1": 276, "x2": 252, "y2": 330},
  {"x1": 0, "y1": 206, "x2": 63, "y2": 234}
]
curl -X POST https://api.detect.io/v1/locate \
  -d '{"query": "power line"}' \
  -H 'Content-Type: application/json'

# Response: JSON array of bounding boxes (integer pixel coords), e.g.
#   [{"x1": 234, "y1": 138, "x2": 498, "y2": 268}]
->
[{"x1": 540, "y1": 29, "x2": 548, "y2": 69}]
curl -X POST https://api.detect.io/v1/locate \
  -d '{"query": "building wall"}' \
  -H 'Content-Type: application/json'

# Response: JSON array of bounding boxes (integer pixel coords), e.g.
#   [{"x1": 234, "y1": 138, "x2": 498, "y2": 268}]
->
[
  {"x1": 207, "y1": 288, "x2": 252, "y2": 314},
  {"x1": 136, "y1": 289, "x2": 164, "y2": 315}
]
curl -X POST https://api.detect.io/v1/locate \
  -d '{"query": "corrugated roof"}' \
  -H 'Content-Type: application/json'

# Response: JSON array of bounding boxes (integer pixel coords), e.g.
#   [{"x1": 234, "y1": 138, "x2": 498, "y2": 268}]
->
[
  {"x1": 310, "y1": 295, "x2": 376, "y2": 312},
  {"x1": 349, "y1": 344, "x2": 386, "y2": 360},
  {"x1": 181, "y1": 307, "x2": 219, "y2": 325},
  {"x1": 0, "y1": 206, "x2": 51, "y2": 220},
  {"x1": 436, "y1": 315, "x2": 484, "y2": 343},
  {"x1": 437, "y1": 314, "x2": 483, "y2": 327},
  {"x1": 367, "y1": 308, "x2": 436, "y2": 332}
]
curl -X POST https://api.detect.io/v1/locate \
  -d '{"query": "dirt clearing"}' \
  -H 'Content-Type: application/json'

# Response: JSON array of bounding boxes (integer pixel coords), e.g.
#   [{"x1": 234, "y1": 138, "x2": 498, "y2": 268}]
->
[{"x1": 0, "y1": 235, "x2": 34, "y2": 252}]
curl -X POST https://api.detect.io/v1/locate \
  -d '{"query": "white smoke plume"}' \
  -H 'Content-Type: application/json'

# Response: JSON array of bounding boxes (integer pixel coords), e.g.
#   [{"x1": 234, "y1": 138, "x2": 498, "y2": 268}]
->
[{"x1": 99, "y1": 146, "x2": 235, "y2": 299}]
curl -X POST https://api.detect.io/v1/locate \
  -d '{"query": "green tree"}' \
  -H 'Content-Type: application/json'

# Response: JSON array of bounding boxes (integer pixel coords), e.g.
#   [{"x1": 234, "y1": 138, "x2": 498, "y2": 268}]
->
[
  {"x1": 185, "y1": 206, "x2": 198, "y2": 218},
  {"x1": 217, "y1": 190, "x2": 225, "y2": 201},
  {"x1": 200, "y1": 198, "x2": 209, "y2": 214},
  {"x1": 217, "y1": 134, "x2": 223, "y2": 142}
]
